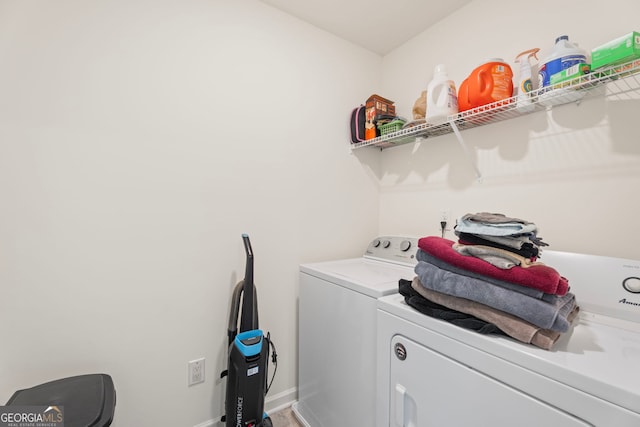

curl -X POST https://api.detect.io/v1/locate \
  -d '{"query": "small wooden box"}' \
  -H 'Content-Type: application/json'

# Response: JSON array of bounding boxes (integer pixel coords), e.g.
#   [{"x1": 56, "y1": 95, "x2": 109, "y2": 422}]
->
[
  {"x1": 365, "y1": 94, "x2": 395, "y2": 139},
  {"x1": 366, "y1": 94, "x2": 396, "y2": 116}
]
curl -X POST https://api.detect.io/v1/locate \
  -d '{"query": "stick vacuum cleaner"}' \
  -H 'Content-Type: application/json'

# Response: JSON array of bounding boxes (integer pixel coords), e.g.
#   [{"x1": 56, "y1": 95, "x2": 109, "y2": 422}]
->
[{"x1": 221, "y1": 234, "x2": 276, "y2": 427}]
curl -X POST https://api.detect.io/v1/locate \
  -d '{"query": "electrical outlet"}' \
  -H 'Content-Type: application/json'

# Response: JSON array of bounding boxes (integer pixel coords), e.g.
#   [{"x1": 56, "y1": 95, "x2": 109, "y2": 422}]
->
[
  {"x1": 188, "y1": 358, "x2": 205, "y2": 386},
  {"x1": 440, "y1": 209, "x2": 452, "y2": 238}
]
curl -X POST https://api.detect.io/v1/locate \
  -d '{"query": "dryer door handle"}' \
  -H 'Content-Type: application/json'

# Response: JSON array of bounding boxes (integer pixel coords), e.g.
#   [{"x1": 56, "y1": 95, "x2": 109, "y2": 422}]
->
[
  {"x1": 394, "y1": 383, "x2": 407, "y2": 426},
  {"x1": 394, "y1": 383, "x2": 418, "y2": 427}
]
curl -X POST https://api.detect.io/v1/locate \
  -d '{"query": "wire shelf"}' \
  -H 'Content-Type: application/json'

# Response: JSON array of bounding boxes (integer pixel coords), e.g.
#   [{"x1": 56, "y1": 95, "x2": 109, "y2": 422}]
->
[{"x1": 351, "y1": 59, "x2": 640, "y2": 151}]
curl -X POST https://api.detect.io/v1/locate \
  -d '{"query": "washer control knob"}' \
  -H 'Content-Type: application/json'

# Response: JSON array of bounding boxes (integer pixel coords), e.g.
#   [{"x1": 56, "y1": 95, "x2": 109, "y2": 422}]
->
[
  {"x1": 372, "y1": 239, "x2": 381, "y2": 248},
  {"x1": 382, "y1": 240, "x2": 391, "y2": 248},
  {"x1": 623, "y1": 277, "x2": 640, "y2": 293},
  {"x1": 400, "y1": 240, "x2": 412, "y2": 252}
]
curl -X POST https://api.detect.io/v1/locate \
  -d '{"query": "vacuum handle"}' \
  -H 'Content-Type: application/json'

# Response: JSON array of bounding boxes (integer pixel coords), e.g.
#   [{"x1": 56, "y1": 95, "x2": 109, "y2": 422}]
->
[
  {"x1": 242, "y1": 233, "x2": 253, "y2": 259},
  {"x1": 240, "y1": 234, "x2": 257, "y2": 333},
  {"x1": 227, "y1": 283, "x2": 259, "y2": 345},
  {"x1": 242, "y1": 234, "x2": 254, "y2": 292}
]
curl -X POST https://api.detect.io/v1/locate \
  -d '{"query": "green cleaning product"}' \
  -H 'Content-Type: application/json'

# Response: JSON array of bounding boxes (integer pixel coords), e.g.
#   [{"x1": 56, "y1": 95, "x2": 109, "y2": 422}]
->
[{"x1": 591, "y1": 31, "x2": 640, "y2": 70}]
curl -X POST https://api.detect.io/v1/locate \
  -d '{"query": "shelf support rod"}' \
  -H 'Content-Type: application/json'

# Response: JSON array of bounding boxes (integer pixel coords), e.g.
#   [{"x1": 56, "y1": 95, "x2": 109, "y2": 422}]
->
[{"x1": 450, "y1": 120, "x2": 482, "y2": 181}]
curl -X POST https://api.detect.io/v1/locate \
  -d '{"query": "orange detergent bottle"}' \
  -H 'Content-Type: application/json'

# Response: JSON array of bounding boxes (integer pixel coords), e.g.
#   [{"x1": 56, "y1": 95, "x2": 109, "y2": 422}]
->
[
  {"x1": 458, "y1": 78, "x2": 473, "y2": 112},
  {"x1": 458, "y1": 59, "x2": 514, "y2": 112}
]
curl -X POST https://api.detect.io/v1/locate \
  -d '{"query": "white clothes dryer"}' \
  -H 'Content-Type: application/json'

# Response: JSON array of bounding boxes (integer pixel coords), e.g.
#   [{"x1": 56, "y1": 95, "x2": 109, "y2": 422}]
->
[
  {"x1": 293, "y1": 236, "x2": 418, "y2": 427},
  {"x1": 376, "y1": 250, "x2": 640, "y2": 426}
]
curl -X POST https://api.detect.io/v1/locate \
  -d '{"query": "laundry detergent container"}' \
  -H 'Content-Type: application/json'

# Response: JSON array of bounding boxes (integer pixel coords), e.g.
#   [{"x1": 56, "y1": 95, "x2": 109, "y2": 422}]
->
[
  {"x1": 458, "y1": 59, "x2": 513, "y2": 112},
  {"x1": 6, "y1": 374, "x2": 116, "y2": 427}
]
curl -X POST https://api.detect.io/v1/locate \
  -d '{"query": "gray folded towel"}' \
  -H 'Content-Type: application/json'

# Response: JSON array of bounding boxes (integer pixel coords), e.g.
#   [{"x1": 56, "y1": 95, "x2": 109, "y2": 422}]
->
[
  {"x1": 461, "y1": 212, "x2": 532, "y2": 225},
  {"x1": 410, "y1": 277, "x2": 580, "y2": 350},
  {"x1": 417, "y1": 248, "x2": 554, "y2": 301},
  {"x1": 414, "y1": 260, "x2": 576, "y2": 332},
  {"x1": 456, "y1": 214, "x2": 538, "y2": 237}
]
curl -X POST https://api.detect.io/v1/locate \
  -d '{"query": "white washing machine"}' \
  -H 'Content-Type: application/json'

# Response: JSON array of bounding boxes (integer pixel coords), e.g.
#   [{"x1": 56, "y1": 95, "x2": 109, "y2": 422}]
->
[
  {"x1": 377, "y1": 250, "x2": 640, "y2": 426},
  {"x1": 293, "y1": 236, "x2": 419, "y2": 427}
]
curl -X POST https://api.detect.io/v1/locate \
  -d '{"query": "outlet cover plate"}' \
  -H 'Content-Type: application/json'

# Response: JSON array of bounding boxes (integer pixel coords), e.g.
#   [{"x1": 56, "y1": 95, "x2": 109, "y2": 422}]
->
[{"x1": 188, "y1": 358, "x2": 205, "y2": 386}]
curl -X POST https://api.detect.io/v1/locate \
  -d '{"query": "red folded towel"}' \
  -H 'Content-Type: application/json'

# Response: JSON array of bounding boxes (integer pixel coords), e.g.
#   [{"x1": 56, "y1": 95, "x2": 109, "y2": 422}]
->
[{"x1": 418, "y1": 236, "x2": 569, "y2": 295}]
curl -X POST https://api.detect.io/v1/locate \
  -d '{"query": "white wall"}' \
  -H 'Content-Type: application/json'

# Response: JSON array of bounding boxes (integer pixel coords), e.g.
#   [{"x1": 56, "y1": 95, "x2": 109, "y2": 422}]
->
[
  {"x1": 3, "y1": 0, "x2": 639, "y2": 425},
  {"x1": 375, "y1": 0, "x2": 640, "y2": 260},
  {"x1": 0, "y1": 1, "x2": 381, "y2": 425}
]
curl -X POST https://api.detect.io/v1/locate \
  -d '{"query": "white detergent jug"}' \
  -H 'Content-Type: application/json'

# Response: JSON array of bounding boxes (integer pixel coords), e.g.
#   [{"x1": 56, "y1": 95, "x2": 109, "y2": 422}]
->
[
  {"x1": 538, "y1": 35, "x2": 587, "y2": 88},
  {"x1": 426, "y1": 64, "x2": 458, "y2": 125}
]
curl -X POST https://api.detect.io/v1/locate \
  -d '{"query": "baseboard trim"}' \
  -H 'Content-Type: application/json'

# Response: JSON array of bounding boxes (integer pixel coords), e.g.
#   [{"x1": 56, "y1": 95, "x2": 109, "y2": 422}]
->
[
  {"x1": 291, "y1": 401, "x2": 311, "y2": 427},
  {"x1": 194, "y1": 387, "x2": 298, "y2": 427},
  {"x1": 265, "y1": 386, "x2": 298, "y2": 414}
]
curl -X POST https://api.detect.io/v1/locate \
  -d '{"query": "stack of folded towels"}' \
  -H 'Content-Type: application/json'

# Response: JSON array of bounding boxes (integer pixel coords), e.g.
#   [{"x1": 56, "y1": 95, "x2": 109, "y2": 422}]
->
[{"x1": 401, "y1": 212, "x2": 579, "y2": 350}]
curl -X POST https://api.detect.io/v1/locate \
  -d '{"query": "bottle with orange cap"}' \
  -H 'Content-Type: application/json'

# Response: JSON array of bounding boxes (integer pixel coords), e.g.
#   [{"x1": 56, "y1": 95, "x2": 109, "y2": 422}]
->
[{"x1": 514, "y1": 48, "x2": 540, "y2": 113}]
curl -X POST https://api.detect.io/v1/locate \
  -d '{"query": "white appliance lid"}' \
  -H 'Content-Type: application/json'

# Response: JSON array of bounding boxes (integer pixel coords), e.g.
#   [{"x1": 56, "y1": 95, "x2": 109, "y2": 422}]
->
[
  {"x1": 300, "y1": 258, "x2": 414, "y2": 298},
  {"x1": 299, "y1": 236, "x2": 419, "y2": 298}
]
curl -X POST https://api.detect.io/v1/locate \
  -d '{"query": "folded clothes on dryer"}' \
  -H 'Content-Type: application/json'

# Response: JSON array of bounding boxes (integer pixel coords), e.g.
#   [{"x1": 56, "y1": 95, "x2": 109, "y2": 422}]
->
[
  {"x1": 452, "y1": 243, "x2": 543, "y2": 269},
  {"x1": 457, "y1": 232, "x2": 540, "y2": 258},
  {"x1": 455, "y1": 212, "x2": 538, "y2": 236},
  {"x1": 407, "y1": 277, "x2": 580, "y2": 350},
  {"x1": 398, "y1": 279, "x2": 506, "y2": 336},
  {"x1": 418, "y1": 236, "x2": 568, "y2": 295},
  {"x1": 417, "y1": 248, "x2": 549, "y2": 300},
  {"x1": 454, "y1": 212, "x2": 549, "y2": 260},
  {"x1": 414, "y1": 260, "x2": 576, "y2": 332},
  {"x1": 458, "y1": 212, "x2": 532, "y2": 225}
]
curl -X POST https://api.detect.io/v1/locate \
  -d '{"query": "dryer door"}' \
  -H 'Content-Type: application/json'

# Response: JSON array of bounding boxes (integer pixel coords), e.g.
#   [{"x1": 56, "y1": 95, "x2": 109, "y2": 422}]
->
[{"x1": 389, "y1": 335, "x2": 591, "y2": 427}]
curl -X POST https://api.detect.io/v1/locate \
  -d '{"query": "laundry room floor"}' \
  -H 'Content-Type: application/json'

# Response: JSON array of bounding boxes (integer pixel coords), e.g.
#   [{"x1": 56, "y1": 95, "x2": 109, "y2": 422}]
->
[{"x1": 270, "y1": 406, "x2": 303, "y2": 426}]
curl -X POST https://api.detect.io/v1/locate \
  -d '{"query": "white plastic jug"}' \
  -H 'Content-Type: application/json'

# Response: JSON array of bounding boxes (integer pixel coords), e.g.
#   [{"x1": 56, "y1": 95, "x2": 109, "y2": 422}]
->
[
  {"x1": 426, "y1": 64, "x2": 459, "y2": 125},
  {"x1": 538, "y1": 35, "x2": 587, "y2": 88}
]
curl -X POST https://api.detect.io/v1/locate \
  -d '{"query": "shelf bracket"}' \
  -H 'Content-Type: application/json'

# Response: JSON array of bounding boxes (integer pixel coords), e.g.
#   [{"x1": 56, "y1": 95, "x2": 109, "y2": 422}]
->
[{"x1": 450, "y1": 120, "x2": 482, "y2": 182}]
